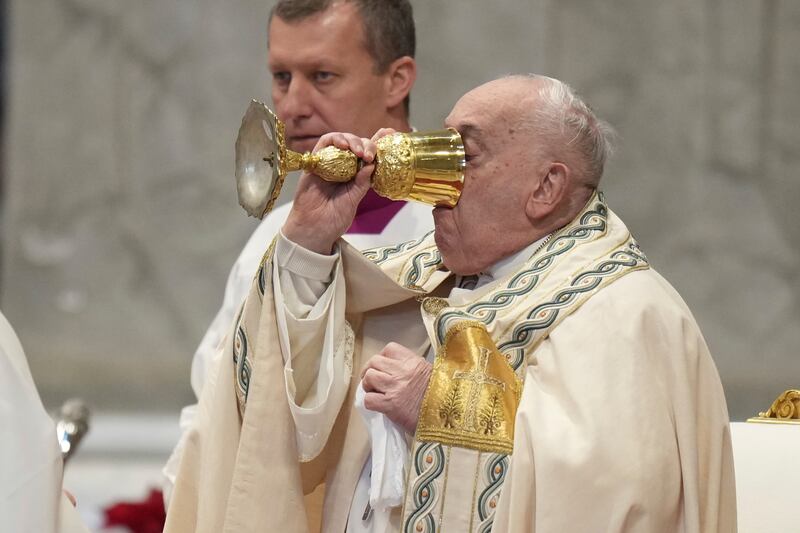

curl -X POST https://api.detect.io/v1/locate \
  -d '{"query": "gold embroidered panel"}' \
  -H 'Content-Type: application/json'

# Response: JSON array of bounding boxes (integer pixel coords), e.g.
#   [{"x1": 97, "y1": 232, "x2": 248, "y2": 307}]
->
[{"x1": 416, "y1": 321, "x2": 522, "y2": 455}]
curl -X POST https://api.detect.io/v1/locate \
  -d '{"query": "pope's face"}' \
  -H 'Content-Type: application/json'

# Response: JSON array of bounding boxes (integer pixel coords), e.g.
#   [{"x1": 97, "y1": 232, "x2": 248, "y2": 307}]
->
[
  {"x1": 268, "y1": 3, "x2": 394, "y2": 153},
  {"x1": 436, "y1": 80, "x2": 545, "y2": 275}
]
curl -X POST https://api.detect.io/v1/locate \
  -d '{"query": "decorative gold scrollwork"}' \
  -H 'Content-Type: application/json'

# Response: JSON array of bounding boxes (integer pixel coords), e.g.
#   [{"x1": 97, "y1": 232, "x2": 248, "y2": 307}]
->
[
  {"x1": 747, "y1": 389, "x2": 800, "y2": 424},
  {"x1": 373, "y1": 134, "x2": 415, "y2": 199},
  {"x1": 762, "y1": 390, "x2": 800, "y2": 419},
  {"x1": 421, "y1": 297, "x2": 449, "y2": 316}
]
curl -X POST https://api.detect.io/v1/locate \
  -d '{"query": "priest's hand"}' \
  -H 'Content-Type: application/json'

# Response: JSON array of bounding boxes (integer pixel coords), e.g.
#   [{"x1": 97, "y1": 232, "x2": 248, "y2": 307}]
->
[
  {"x1": 283, "y1": 132, "x2": 376, "y2": 255},
  {"x1": 361, "y1": 342, "x2": 432, "y2": 434}
]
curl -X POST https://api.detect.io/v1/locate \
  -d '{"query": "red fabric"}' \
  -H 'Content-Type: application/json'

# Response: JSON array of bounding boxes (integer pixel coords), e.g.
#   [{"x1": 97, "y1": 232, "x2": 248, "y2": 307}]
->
[{"x1": 103, "y1": 488, "x2": 166, "y2": 533}]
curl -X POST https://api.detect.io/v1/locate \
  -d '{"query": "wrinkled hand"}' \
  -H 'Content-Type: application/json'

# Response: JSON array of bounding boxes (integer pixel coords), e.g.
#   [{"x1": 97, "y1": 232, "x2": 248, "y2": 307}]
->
[
  {"x1": 361, "y1": 342, "x2": 432, "y2": 434},
  {"x1": 283, "y1": 132, "x2": 377, "y2": 254}
]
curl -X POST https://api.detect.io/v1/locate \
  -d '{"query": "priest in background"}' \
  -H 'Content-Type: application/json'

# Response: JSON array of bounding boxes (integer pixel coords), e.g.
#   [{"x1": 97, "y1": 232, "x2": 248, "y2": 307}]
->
[
  {"x1": 166, "y1": 75, "x2": 737, "y2": 532},
  {"x1": 163, "y1": 0, "x2": 429, "y2": 504}
]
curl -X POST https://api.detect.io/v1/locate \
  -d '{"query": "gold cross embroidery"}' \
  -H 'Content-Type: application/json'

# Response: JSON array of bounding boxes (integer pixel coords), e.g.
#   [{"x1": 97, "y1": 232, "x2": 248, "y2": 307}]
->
[{"x1": 453, "y1": 347, "x2": 506, "y2": 431}]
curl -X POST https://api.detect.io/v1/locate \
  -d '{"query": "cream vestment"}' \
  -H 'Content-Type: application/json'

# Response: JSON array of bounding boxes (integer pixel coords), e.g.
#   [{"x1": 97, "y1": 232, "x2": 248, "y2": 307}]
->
[
  {"x1": 165, "y1": 193, "x2": 737, "y2": 532},
  {"x1": 163, "y1": 200, "x2": 433, "y2": 501}
]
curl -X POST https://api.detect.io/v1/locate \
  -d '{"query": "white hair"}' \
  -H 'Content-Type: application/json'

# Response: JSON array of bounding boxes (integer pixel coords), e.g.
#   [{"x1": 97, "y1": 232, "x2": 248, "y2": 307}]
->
[{"x1": 511, "y1": 74, "x2": 616, "y2": 187}]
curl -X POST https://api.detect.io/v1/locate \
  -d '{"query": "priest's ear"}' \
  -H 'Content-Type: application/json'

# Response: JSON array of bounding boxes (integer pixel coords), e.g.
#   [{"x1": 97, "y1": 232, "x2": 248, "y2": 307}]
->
[
  {"x1": 525, "y1": 162, "x2": 570, "y2": 221},
  {"x1": 383, "y1": 56, "x2": 416, "y2": 110}
]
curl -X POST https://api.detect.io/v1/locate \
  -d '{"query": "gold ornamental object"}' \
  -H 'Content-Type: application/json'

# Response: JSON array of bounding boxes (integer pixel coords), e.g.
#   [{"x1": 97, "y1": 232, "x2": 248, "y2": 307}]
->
[
  {"x1": 235, "y1": 100, "x2": 465, "y2": 218},
  {"x1": 416, "y1": 321, "x2": 522, "y2": 455},
  {"x1": 747, "y1": 389, "x2": 800, "y2": 425}
]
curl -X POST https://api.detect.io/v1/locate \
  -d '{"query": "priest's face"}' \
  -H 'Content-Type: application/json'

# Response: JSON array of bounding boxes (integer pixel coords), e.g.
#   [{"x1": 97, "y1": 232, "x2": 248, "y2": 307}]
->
[
  {"x1": 436, "y1": 79, "x2": 548, "y2": 275},
  {"x1": 268, "y1": 3, "x2": 399, "y2": 154}
]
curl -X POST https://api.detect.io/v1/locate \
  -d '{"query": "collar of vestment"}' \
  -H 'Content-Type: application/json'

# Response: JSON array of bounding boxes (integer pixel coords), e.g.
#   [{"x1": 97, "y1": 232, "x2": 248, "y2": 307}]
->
[
  {"x1": 450, "y1": 234, "x2": 551, "y2": 300},
  {"x1": 360, "y1": 190, "x2": 649, "y2": 371},
  {"x1": 482, "y1": 234, "x2": 550, "y2": 282}
]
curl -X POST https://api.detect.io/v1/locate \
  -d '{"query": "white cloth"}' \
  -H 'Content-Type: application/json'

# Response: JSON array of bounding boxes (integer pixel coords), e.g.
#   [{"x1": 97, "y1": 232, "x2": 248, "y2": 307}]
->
[
  {"x1": 354, "y1": 384, "x2": 408, "y2": 529},
  {"x1": 163, "y1": 199, "x2": 433, "y2": 501},
  {"x1": 0, "y1": 310, "x2": 89, "y2": 533}
]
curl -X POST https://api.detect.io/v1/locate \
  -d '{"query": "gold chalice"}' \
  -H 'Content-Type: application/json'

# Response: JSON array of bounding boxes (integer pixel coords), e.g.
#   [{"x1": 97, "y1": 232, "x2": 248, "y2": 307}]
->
[{"x1": 234, "y1": 100, "x2": 465, "y2": 218}]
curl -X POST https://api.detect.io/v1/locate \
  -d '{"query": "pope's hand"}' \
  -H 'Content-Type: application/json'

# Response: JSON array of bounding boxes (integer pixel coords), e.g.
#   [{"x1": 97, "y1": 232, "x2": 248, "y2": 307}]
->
[
  {"x1": 361, "y1": 342, "x2": 432, "y2": 434},
  {"x1": 283, "y1": 132, "x2": 377, "y2": 255}
]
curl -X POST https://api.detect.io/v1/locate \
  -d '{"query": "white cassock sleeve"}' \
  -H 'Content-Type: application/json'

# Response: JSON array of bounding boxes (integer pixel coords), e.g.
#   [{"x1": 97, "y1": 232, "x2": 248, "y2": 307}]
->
[{"x1": 273, "y1": 231, "x2": 353, "y2": 462}]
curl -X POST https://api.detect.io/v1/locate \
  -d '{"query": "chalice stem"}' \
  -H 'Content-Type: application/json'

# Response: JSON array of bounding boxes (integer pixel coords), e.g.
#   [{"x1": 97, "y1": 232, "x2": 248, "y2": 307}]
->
[{"x1": 284, "y1": 146, "x2": 360, "y2": 183}]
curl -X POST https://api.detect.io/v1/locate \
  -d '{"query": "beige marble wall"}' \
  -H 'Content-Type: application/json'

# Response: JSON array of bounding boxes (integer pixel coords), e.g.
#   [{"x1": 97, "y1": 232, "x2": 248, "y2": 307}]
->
[{"x1": 2, "y1": 0, "x2": 798, "y2": 419}]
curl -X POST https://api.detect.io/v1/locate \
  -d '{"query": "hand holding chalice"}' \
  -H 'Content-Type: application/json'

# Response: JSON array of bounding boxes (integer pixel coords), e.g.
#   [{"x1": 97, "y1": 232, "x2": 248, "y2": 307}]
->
[{"x1": 234, "y1": 100, "x2": 465, "y2": 219}]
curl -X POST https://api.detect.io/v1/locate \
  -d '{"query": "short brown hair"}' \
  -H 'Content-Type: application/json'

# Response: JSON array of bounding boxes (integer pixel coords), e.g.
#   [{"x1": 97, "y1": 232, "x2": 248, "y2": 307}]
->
[{"x1": 269, "y1": 0, "x2": 416, "y2": 110}]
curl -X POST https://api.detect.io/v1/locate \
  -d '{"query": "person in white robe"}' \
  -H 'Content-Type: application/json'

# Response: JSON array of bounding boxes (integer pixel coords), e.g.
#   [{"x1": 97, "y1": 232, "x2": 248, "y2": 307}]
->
[
  {"x1": 165, "y1": 74, "x2": 737, "y2": 532},
  {"x1": 0, "y1": 310, "x2": 89, "y2": 533},
  {"x1": 162, "y1": 0, "x2": 429, "y2": 503}
]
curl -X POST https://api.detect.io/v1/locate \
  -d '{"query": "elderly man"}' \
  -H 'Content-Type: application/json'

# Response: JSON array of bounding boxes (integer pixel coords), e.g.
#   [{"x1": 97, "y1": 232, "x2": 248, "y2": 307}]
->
[
  {"x1": 163, "y1": 0, "x2": 430, "y2": 501},
  {"x1": 165, "y1": 75, "x2": 737, "y2": 532}
]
